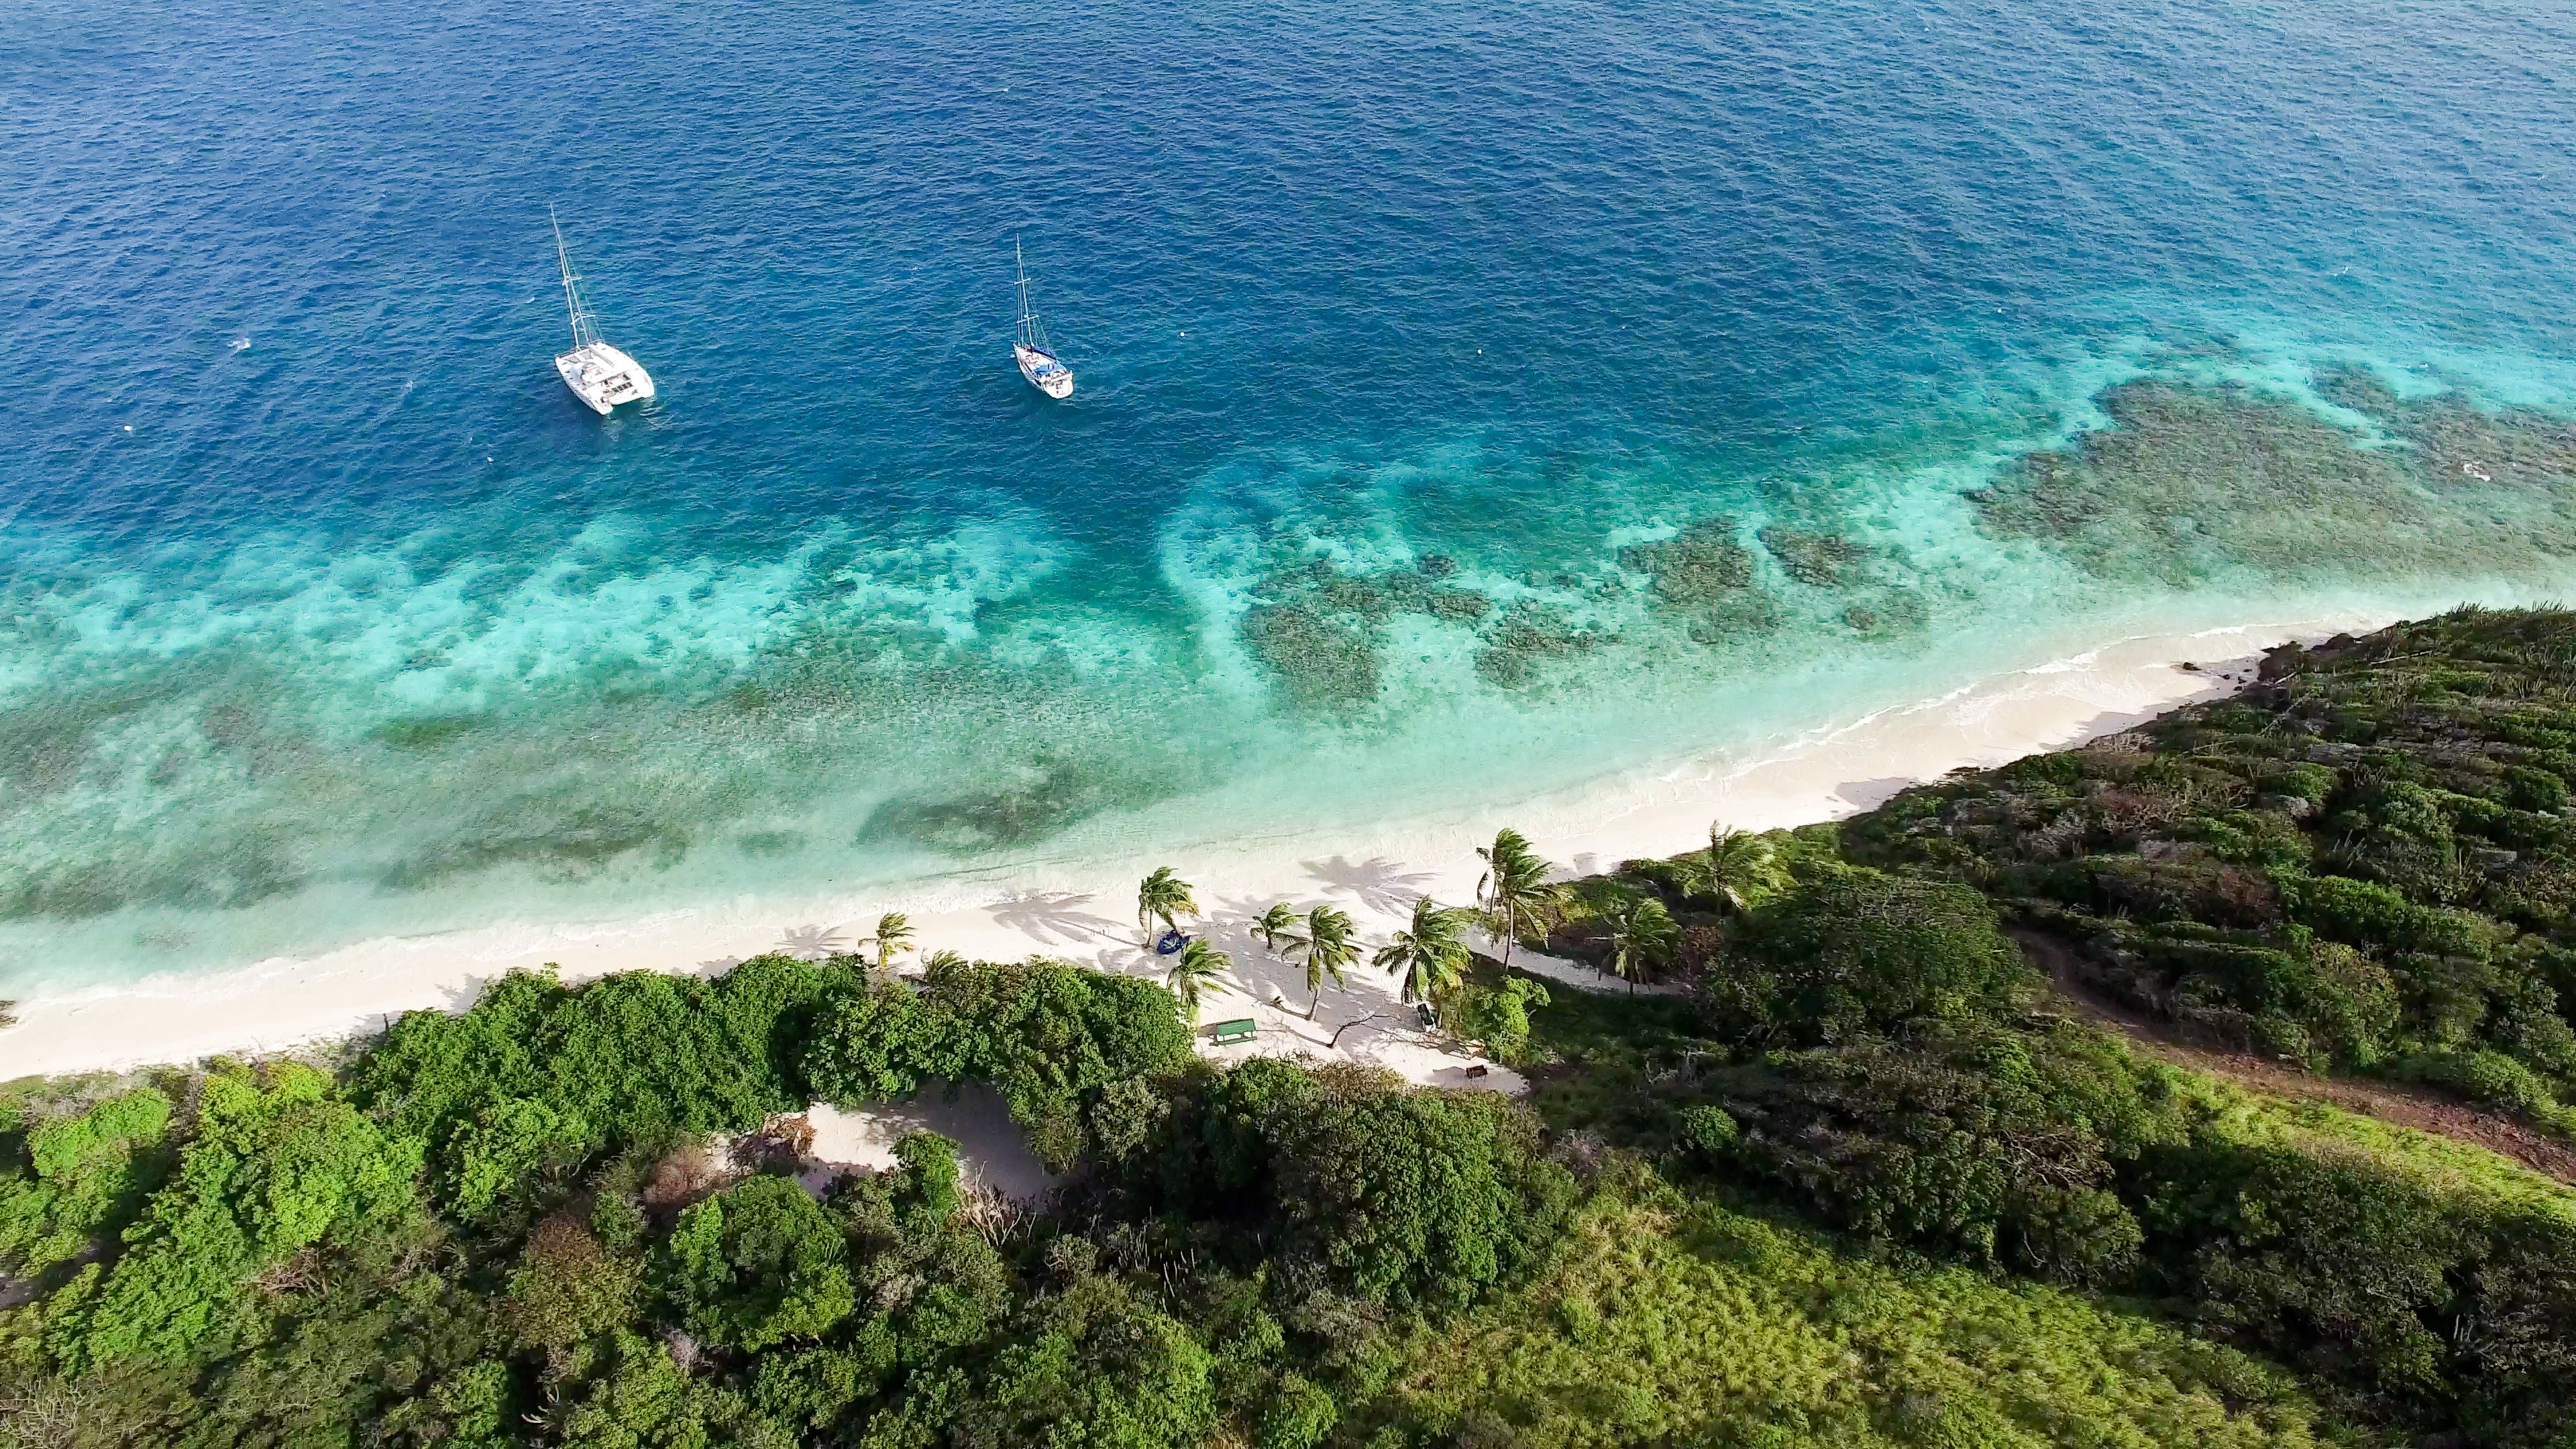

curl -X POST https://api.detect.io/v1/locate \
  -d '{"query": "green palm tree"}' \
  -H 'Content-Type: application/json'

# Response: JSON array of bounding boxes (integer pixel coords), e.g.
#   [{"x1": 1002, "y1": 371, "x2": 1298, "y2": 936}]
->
[
  {"x1": 1137, "y1": 867, "x2": 1199, "y2": 939},
  {"x1": 1695, "y1": 826, "x2": 1789, "y2": 916},
  {"x1": 920, "y1": 948, "x2": 967, "y2": 973},
  {"x1": 1166, "y1": 936, "x2": 1228, "y2": 1023},
  {"x1": 1375, "y1": 896, "x2": 1470, "y2": 1018},
  {"x1": 1475, "y1": 826, "x2": 1560, "y2": 969},
  {"x1": 1289, "y1": 904, "x2": 1358, "y2": 1013},
  {"x1": 1250, "y1": 902, "x2": 1302, "y2": 955},
  {"x1": 1605, "y1": 894, "x2": 1680, "y2": 995},
  {"x1": 862, "y1": 912, "x2": 914, "y2": 971}
]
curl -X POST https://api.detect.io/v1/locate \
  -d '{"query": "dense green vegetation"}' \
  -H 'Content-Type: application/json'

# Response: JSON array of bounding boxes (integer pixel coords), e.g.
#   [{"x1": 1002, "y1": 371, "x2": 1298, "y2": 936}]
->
[
  {"x1": 1839, "y1": 607, "x2": 2576, "y2": 1122},
  {"x1": 0, "y1": 1012, "x2": 2353, "y2": 1449},
  {"x1": 12, "y1": 609, "x2": 2576, "y2": 1446},
  {"x1": 0, "y1": 955, "x2": 1582, "y2": 1449},
  {"x1": 1508, "y1": 608, "x2": 2576, "y2": 1444},
  {"x1": 1516, "y1": 956, "x2": 2576, "y2": 1442},
  {"x1": 1378, "y1": 1192, "x2": 2338, "y2": 1448},
  {"x1": 0, "y1": 951, "x2": 2482, "y2": 1449}
]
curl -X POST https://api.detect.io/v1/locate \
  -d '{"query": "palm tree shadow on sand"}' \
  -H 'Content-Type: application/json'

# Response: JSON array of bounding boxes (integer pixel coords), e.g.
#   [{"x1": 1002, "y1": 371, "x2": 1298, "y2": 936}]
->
[
  {"x1": 773, "y1": 924, "x2": 849, "y2": 961},
  {"x1": 1303, "y1": 855, "x2": 1434, "y2": 914},
  {"x1": 437, "y1": 973, "x2": 498, "y2": 1012},
  {"x1": 1181, "y1": 900, "x2": 1287, "y2": 1010},
  {"x1": 1201, "y1": 894, "x2": 1443, "y2": 1061},
  {"x1": 985, "y1": 892, "x2": 1128, "y2": 947}
]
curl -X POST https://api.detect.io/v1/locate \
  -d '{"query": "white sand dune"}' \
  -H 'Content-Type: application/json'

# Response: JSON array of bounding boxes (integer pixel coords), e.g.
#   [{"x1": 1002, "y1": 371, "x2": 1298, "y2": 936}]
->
[{"x1": 0, "y1": 614, "x2": 2376, "y2": 1085}]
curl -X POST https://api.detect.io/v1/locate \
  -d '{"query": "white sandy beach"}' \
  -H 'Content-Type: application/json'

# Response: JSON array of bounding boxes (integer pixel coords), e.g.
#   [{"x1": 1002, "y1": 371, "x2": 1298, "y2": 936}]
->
[{"x1": 0, "y1": 613, "x2": 2383, "y2": 1085}]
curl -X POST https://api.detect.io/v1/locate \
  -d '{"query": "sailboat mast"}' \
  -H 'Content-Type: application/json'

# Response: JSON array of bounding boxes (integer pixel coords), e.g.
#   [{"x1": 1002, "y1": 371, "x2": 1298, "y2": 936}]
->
[
  {"x1": 1014, "y1": 235, "x2": 1031, "y2": 349},
  {"x1": 1005, "y1": 233, "x2": 1073, "y2": 397},
  {"x1": 552, "y1": 205, "x2": 594, "y2": 350}
]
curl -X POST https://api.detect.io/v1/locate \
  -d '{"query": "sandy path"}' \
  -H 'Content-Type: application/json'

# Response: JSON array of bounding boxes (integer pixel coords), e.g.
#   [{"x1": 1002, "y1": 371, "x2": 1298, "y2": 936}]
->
[{"x1": 2016, "y1": 930, "x2": 2576, "y2": 1187}]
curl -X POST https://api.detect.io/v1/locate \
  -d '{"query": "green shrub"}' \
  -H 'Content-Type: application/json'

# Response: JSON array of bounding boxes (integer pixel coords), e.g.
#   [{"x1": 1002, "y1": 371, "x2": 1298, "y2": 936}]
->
[
  {"x1": 2284, "y1": 873, "x2": 2416, "y2": 944},
  {"x1": 1142, "y1": 1055, "x2": 1315, "y2": 1212},
  {"x1": 1703, "y1": 1026, "x2": 2168, "y2": 1285},
  {"x1": 351, "y1": 955, "x2": 837, "y2": 1210},
  {"x1": 2184, "y1": 810, "x2": 2314, "y2": 870},
  {"x1": 68, "y1": 1065, "x2": 425, "y2": 1367},
  {"x1": 890, "y1": 1132, "x2": 963, "y2": 1224},
  {"x1": 1703, "y1": 867, "x2": 2026, "y2": 1044},
  {"x1": 1264, "y1": 1067, "x2": 1575, "y2": 1309},
  {"x1": 961, "y1": 1277, "x2": 1217, "y2": 1449},
  {"x1": 1676, "y1": 1105, "x2": 1739, "y2": 1159},
  {"x1": 554, "y1": 1328, "x2": 768, "y2": 1446},
  {"x1": 2404, "y1": 1049, "x2": 2562, "y2": 1116},
  {"x1": 751, "y1": 1345, "x2": 877, "y2": 1435},
  {"x1": 2128, "y1": 1140, "x2": 2459, "y2": 1403},
  {"x1": 2009, "y1": 1185, "x2": 2143, "y2": 1287},
  {"x1": 508, "y1": 1212, "x2": 643, "y2": 1352},
  {"x1": 538, "y1": 959, "x2": 831, "y2": 1142},
  {"x1": 445, "y1": 1095, "x2": 590, "y2": 1219},
  {"x1": 1448, "y1": 977, "x2": 1552, "y2": 1066},
  {"x1": 802, "y1": 979, "x2": 934, "y2": 1106},
  {"x1": 0, "y1": 1087, "x2": 173, "y2": 1275},
  {"x1": 2468, "y1": 1050, "x2": 2560, "y2": 1114},
  {"x1": 2285, "y1": 873, "x2": 2491, "y2": 959},
  {"x1": 2504, "y1": 764, "x2": 2571, "y2": 813},
  {"x1": 1087, "y1": 1076, "x2": 1173, "y2": 1167},
  {"x1": 1258, "y1": 1372, "x2": 1340, "y2": 1449},
  {"x1": 2261, "y1": 761, "x2": 2340, "y2": 804},
  {"x1": 657, "y1": 1173, "x2": 855, "y2": 1352},
  {"x1": 910, "y1": 956, "x2": 1194, "y2": 1171},
  {"x1": 2141, "y1": 932, "x2": 2399, "y2": 1066}
]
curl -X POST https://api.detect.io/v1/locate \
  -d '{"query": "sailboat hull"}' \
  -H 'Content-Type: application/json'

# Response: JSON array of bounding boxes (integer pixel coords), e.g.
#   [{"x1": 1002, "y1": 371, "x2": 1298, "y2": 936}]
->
[
  {"x1": 1014, "y1": 343, "x2": 1073, "y2": 399},
  {"x1": 556, "y1": 341, "x2": 655, "y2": 415}
]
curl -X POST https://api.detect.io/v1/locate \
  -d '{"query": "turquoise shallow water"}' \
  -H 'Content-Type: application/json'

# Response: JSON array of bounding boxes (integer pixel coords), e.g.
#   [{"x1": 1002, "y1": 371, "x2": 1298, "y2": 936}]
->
[{"x1": 7, "y1": 0, "x2": 2576, "y2": 989}]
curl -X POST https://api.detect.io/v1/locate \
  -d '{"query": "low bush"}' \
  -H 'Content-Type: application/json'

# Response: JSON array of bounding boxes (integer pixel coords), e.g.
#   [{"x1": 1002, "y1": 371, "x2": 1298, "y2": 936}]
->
[
  {"x1": 56, "y1": 1063, "x2": 426, "y2": 1370},
  {"x1": 1701, "y1": 866, "x2": 2027, "y2": 1044},
  {"x1": 1447, "y1": 975, "x2": 1552, "y2": 1065},
  {"x1": 0, "y1": 1087, "x2": 174, "y2": 1279},
  {"x1": 657, "y1": 1172, "x2": 856, "y2": 1352}
]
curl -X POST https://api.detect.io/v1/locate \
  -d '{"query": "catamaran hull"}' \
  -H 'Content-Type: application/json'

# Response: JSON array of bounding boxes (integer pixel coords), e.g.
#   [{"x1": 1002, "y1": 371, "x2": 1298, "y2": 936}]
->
[
  {"x1": 1014, "y1": 343, "x2": 1073, "y2": 399},
  {"x1": 556, "y1": 341, "x2": 656, "y2": 415}
]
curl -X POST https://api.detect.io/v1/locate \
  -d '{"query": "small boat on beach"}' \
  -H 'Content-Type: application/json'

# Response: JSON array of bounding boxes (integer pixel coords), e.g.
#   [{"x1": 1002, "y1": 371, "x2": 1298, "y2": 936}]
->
[
  {"x1": 1012, "y1": 237, "x2": 1073, "y2": 400},
  {"x1": 550, "y1": 208, "x2": 655, "y2": 415}
]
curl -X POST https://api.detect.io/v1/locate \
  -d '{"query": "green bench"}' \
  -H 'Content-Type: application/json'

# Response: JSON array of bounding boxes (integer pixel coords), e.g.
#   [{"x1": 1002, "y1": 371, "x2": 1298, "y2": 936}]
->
[{"x1": 1209, "y1": 1018, "x2": 1258, "y2": 1045}]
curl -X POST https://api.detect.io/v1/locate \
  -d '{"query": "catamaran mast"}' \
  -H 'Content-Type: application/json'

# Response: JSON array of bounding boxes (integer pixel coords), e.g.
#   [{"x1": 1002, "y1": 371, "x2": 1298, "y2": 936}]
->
[{"x1": 552, "y1": 205, "x2": 596, "y2": 351}]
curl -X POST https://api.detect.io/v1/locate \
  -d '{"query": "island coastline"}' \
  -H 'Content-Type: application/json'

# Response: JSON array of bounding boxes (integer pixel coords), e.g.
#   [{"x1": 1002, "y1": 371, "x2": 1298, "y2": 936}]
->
[{"x1": 0, "y1": 610, "x2": 2396, "y2": 1084}]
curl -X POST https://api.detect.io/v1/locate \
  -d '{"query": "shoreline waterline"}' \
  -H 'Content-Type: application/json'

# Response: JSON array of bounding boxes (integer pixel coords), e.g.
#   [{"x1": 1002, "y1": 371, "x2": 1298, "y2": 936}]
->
[{"x1": 0, "y1": 607, "x2": 2396, "y2": 1083}]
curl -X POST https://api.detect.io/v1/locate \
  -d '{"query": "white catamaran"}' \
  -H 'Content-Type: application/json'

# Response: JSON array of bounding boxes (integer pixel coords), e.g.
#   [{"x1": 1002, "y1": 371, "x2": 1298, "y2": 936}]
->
[
  {"x1": 550, "y1": 208, "x2": 655, "y2": 415},
  {"x1": 1012, "y1": 237, "x2": 1073, "y2": 400}
]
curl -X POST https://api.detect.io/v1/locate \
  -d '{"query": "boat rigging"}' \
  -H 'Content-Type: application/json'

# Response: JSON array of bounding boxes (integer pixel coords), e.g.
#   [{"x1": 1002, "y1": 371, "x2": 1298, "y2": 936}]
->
[
  {"x1": 550, "y1": 207, "x2": 656, "y2": 416},
  {"x1": 1012, "y1": 237, "x2": 1074, "y2": 400}
]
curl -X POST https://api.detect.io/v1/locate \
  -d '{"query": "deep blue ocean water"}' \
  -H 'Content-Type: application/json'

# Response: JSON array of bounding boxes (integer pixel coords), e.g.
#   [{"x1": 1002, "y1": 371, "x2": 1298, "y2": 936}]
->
[{"x1": 7, "y1": 0, "x2": 2576, "y2": 987}]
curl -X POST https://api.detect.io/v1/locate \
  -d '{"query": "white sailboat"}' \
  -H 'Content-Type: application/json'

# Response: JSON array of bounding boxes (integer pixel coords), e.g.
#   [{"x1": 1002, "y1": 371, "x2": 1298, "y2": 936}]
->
[
  {"x1": 550, "y1": 208, "x2": 655, "y2": 415},
  {"x1": 1012, "y1": 237, "x2": 1073, "y2": 400}
]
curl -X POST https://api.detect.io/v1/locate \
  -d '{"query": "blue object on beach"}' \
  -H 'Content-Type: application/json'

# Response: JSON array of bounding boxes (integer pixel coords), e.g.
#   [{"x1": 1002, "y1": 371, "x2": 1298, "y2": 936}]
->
[{"x1": 1155, "y1": 930, "x2": 1188, "y2": 955}]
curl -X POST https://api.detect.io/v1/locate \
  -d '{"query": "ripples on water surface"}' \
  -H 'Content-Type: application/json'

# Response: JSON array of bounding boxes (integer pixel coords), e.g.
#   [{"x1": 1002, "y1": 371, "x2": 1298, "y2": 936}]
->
[{"x1": 5, "y1": 0, "x2": 2575, "y2": 985}]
